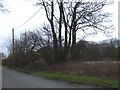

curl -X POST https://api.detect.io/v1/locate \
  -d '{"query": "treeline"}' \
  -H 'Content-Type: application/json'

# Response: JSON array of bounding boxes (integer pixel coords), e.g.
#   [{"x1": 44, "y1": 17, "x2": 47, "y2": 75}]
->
[
  {"x1": 75, "y1": 39, "x2": 119, "y2": 60},
  {"x1": 3, "y1": 30, "x2": 119, "y2": 68},
  {"x1": 3, "y1": 1, "x2": 115, "y2": 68}
]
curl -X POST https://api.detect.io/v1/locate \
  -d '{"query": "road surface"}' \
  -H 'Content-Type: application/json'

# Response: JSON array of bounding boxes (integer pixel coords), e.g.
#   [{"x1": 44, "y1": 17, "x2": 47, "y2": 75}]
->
[{"x1": 2, "y1": 67, "x2": 111, "y2": 89}]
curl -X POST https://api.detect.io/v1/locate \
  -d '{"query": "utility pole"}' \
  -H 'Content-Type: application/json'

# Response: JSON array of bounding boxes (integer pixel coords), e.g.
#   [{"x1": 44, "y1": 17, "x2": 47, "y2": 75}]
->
[{"x1": 12, "y1": 28, "x2": 14, "y2": 55}]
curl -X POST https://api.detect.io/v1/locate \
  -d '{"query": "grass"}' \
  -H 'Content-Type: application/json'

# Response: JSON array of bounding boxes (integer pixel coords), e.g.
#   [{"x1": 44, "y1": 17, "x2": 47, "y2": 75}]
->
[{"x1": 30, "y1": 71, "x2": 118, "y2": 88}]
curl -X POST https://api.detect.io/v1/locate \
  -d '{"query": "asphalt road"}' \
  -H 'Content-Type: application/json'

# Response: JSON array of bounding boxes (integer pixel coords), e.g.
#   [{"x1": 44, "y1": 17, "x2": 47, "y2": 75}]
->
[{"x1": 2, "y1": 67, "x2": 113, "y2": 89}]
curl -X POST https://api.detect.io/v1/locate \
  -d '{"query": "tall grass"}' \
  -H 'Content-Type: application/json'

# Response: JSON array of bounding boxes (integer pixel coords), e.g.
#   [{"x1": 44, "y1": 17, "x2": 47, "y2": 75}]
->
[{"x1": 42, "y1": 60, "x2": 119, "y2": 80}]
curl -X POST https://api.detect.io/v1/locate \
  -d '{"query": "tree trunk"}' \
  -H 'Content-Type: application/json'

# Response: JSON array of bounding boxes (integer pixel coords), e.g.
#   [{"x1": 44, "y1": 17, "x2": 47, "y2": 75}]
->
[
  {"x1": 71, "y1": 4, "x2": 77, "y2": 59},
  {"x1": 71, "y1": 30, "x2": 76, "y2": 59},
  {"x1": 50, "y1": 1, "x2": 58, "y2": 63},
  {"x1": 58, "y1": 2, "x2": 63, "y2": 61},
  {"x1": 61, "y1": 2, "x2": 68, "y2": 61}
]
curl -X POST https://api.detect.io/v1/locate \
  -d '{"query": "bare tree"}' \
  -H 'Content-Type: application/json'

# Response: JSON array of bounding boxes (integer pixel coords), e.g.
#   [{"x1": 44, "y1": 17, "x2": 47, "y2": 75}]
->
[
  {"x1": 7, "y1": 30, "x2": 49, "y2": 67},
  {"x1": 36, "y1": 0, "x2": 113, "y2": 62},
  {"x1": 0, "y1": 0, "x2": 9, "y2": 13}
]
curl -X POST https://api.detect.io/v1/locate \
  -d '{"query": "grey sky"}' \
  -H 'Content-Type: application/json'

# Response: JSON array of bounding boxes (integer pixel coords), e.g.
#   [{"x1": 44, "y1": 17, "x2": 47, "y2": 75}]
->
[{"x1": 0, "y1": 0, "x2": 119, "y2": 55}]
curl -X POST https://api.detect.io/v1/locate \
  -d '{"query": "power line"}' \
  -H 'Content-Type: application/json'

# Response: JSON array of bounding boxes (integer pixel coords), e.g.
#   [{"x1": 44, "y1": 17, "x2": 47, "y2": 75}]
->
[
  {"x1": 15, "y1": 8, "x2": 41, "y2": 30},
  {"x1": 12, "y1": 8, "x2": 41, "y2": 54}
]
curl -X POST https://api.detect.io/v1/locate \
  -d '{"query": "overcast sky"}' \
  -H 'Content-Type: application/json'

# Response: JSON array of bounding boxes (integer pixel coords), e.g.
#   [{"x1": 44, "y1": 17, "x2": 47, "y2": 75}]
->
[{"x1": 0, "y1": 0, "x2": 119, "y2": 55}]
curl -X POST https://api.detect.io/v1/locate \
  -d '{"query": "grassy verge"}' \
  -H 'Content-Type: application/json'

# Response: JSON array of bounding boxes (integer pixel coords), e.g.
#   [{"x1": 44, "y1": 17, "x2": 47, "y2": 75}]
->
[{"x1": 30, "y1": 71, "x2": 118, "y2": 88}]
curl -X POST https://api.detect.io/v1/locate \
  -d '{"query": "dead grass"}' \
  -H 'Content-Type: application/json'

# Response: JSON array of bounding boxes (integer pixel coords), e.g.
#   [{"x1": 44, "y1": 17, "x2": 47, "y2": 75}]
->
[{"x1": 42, "y1": 60, "x2": 119, "y2": 80}]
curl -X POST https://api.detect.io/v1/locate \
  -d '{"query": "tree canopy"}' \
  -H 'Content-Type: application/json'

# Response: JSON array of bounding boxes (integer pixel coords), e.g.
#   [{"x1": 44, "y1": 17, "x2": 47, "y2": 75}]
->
[{"x1": 35, "y1": 0, "x2": 114, "y2": 62}]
